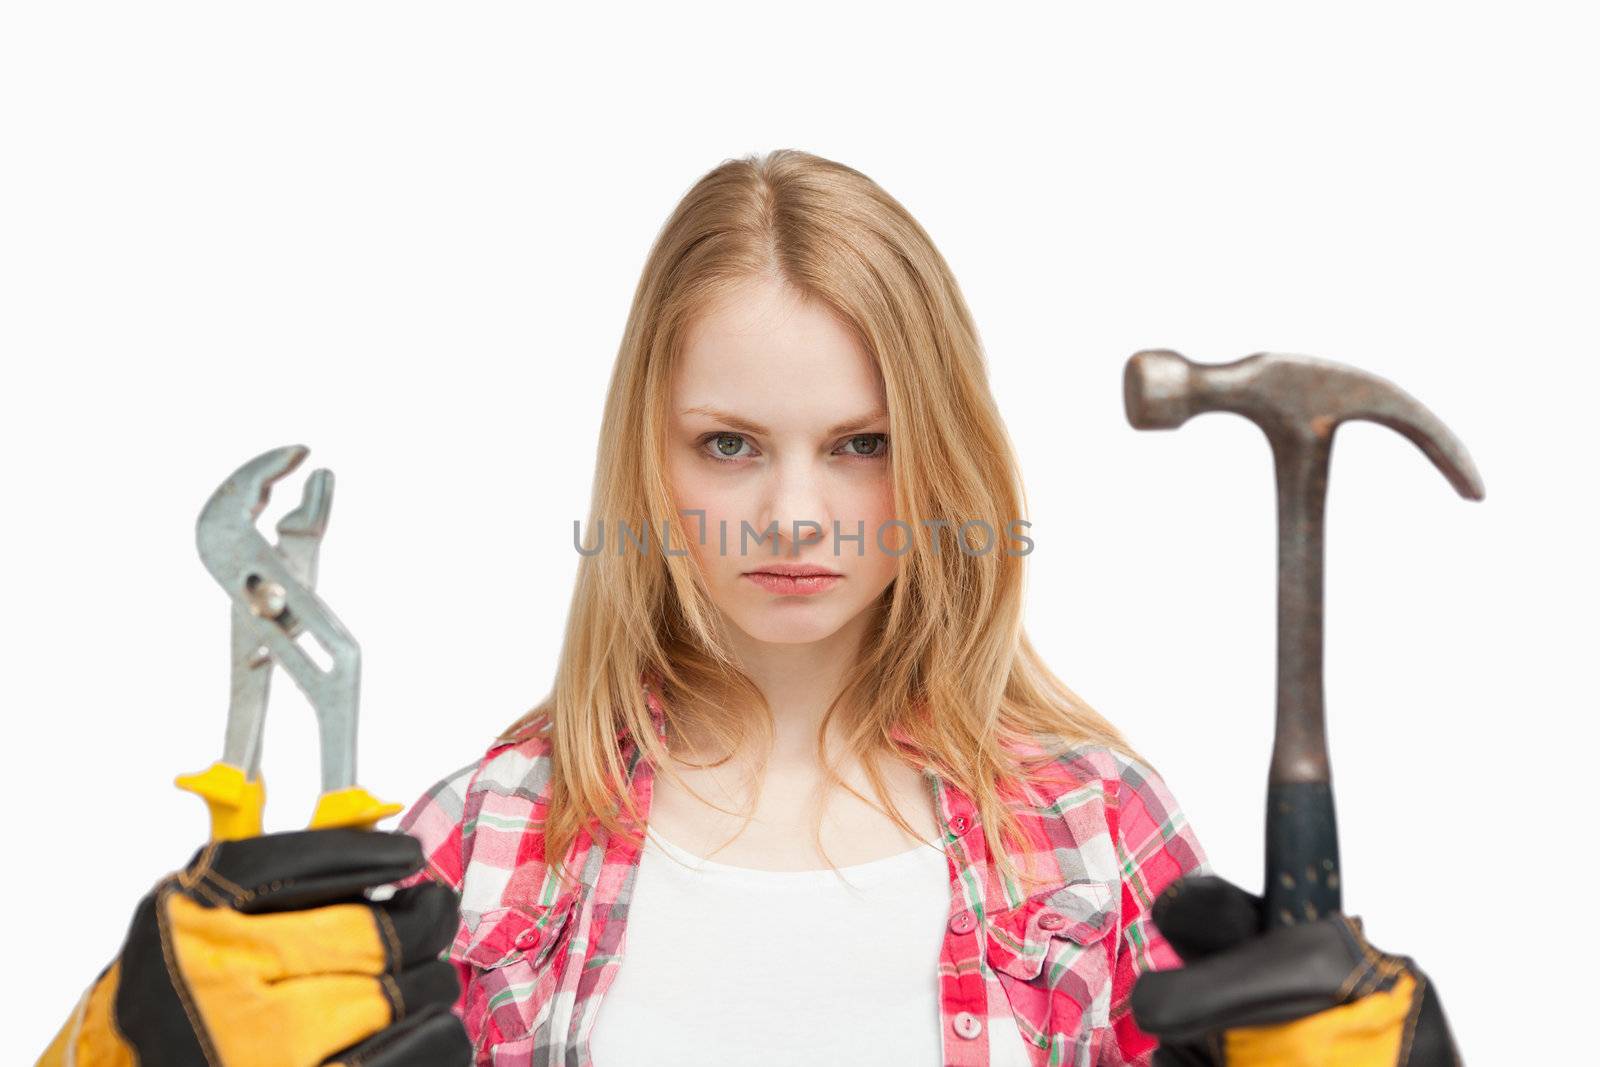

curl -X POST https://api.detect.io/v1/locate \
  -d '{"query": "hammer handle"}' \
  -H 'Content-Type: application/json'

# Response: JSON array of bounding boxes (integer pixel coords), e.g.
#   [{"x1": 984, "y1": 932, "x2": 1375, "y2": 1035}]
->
[
  {"x1": 1264, "y1": 781, "x2": 1342, "y2": 926},
  {"x1": 1264, "y1": 430, "x2": 1344, "y2": 928}
]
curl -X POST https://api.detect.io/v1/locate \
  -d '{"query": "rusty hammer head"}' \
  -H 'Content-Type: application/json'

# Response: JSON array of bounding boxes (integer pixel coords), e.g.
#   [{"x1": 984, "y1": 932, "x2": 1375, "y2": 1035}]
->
[{"x1": 1124, "y1": 350, "x2": 1484, "y2": 500}]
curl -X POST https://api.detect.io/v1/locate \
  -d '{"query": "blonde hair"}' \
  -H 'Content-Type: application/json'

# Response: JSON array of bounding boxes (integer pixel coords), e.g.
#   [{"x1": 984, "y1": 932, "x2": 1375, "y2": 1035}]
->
[{"x1": 501, "y1": 149, "x2": 1132, "y2": 895}]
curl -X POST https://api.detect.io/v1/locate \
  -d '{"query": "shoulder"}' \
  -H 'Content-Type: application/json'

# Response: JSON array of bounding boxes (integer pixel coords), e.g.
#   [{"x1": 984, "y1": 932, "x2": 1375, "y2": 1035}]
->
[
  {"x1": 469, "y1": 722, "x2": 558, "y2": 800},
  {"x1": 394, "y1": 725, "x2": 559, "y2": 898},
  {"x1": 1013, "y1": 736, "x2": 1173, "y2": 807},
  {"x1": 1018, "y1": 739, "x2": 1209, "y2": 889}
]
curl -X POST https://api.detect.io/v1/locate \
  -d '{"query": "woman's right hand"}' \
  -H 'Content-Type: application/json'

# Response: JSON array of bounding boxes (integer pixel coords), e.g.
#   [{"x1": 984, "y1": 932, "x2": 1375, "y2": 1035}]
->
[{"x1": 38, "y1": 828, "x2": 470, "y2": 1066}]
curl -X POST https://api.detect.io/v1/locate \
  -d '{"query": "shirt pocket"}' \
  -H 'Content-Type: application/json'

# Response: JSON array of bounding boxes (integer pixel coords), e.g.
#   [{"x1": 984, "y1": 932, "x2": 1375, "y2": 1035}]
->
[
  {"x1": 459, "y1": 898, "x2": 576, "y2": 971},
  {"x1": 988, "y1": 879, "x2": 1119, "y2": 1037},
  {"x1": 457, "y1": 896, "x2": 579, "y2": 1050}
]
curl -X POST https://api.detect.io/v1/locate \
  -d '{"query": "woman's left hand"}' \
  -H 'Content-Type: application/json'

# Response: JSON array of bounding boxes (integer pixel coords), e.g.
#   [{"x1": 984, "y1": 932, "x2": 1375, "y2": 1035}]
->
[{"x1": 1129, "y1": 874, "x2": 1461, "y2": 1066}]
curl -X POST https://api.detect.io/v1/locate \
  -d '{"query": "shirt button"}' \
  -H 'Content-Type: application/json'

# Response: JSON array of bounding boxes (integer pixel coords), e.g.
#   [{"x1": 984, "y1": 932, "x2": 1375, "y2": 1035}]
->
[
  {"x1": 948, "y1": 909, "x2": 976, "y2": 934},
  {"x1": 953, "y1": 1012, "x2": 983, "y2": 1040},
  {"x1": 948, "y1": 815, "x2": 970, "y2": 835},
  {"x1": 514, "y1": 928, "x2": 541, "y2": 951},
  {"x1": 1037, "y1": 910, "x2": 1065, "y2": 931}
]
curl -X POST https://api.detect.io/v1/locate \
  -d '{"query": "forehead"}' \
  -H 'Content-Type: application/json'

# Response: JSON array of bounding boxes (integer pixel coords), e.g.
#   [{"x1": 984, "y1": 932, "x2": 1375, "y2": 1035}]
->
[{"x1": 674, "y1": 277, "x2": 884, "y2": 423}]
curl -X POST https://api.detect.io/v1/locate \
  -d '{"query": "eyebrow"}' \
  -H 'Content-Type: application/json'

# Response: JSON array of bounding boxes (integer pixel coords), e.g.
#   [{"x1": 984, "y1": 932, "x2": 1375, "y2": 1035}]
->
[{"x1": 679, "y1": 406, "x2": 889, "y2": 438}]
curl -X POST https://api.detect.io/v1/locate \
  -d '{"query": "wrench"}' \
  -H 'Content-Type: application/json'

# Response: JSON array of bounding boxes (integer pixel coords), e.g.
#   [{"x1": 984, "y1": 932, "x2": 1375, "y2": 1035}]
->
[{"x1": 175, "y1": 445, "x2": 402, "y2": 840}]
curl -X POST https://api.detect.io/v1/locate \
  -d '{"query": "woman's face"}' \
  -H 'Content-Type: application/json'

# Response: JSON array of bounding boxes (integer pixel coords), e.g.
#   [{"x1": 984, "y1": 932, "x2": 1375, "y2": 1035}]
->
[{"x1": 668, "y1": 275, "x2": 899, "y2": 648}]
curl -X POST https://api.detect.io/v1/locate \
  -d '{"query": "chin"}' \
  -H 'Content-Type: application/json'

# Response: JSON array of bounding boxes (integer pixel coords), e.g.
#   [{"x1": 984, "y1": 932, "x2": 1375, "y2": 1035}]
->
[{"x1": 726, "y1": 607, "x2": 854, "y2": 646}]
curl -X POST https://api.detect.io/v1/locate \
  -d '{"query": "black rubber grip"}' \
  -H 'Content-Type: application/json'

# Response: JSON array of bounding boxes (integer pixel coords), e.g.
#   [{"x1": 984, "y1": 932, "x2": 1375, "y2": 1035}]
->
[{"x1": 1263, "y1": 780, "x2": 1342, "y2": 928}]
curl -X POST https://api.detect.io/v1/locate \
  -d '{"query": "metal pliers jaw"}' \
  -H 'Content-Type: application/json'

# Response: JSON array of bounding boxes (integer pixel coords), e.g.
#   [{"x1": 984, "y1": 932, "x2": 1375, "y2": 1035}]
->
[{"x1": 175, "y1": 445, "x2": 402, "y2": 841}]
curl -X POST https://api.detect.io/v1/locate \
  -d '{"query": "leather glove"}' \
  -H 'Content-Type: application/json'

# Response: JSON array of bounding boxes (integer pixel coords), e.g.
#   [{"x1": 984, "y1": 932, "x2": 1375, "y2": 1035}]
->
[
  {"x1": 37, "y1": 828, "x2": 470, "y2": 1066},
  {"x1": 1130, "y1": 875, "x2": 1461, "y2": 1066}
]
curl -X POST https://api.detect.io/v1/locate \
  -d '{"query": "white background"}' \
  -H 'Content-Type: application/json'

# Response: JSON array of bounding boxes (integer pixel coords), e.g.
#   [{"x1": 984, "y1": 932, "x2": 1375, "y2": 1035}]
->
[{"x1": 3, "y1": 3, "x2": 1595, "y2": 1061}]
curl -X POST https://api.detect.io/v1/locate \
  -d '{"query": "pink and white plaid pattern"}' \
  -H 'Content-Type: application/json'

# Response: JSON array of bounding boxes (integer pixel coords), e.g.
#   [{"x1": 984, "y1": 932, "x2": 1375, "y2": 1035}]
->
[{"x1": 395, "y1": 677, "x2": 1206, "y2": 1066}]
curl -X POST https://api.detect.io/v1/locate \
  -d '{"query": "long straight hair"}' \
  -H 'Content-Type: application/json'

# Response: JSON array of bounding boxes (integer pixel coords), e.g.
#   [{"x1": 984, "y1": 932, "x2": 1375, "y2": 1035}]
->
[{"x1": 501, "y1": 149, "x2": 1132, "y2": 895}]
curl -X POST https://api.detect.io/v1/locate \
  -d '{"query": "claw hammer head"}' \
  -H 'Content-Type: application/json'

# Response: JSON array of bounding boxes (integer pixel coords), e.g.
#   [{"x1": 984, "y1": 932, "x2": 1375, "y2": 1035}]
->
[{"x1": 1124, "y1": 349, "x2": 1485, "y2": 500}]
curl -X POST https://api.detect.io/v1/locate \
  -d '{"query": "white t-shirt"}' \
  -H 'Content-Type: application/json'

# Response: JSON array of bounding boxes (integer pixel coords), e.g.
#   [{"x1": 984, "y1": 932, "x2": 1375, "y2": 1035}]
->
[{"x1": 587, "y1": 824, "x2": 1034, "y2": 1065}]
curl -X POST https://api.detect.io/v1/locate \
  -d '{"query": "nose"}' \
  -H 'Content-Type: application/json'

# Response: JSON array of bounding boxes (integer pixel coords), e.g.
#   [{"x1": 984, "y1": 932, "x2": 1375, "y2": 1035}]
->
[{"x1": 752, "y1": 453, "x2": 832, "y2": 558}]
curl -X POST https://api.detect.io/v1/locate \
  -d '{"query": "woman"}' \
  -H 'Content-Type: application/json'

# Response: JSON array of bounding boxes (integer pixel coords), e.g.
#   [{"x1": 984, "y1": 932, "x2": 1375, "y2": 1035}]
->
[
  {"x1": 390, "y1": 149, "x2": 1206, "y2": 1066},
  {"x1": 41, "y1": 149, "x2": 1461, "y2": 1067}
]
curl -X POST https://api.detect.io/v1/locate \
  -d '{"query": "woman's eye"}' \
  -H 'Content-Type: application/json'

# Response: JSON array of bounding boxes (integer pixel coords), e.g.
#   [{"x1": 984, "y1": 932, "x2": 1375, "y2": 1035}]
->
[
  {"x1": 703, "y1": 432, "x2": 754, "y2": 461},
  {"x1": 838, "y1": 433, "x2": 889, "y2": 459},
  {"x1": 699, "y1": 432, "x2": 888, "y2": 463}
]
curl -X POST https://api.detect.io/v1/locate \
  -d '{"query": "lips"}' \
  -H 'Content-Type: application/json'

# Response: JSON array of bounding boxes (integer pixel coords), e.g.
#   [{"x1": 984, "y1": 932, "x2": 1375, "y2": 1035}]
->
[
  {"x1": 745, "y1": 563, "x2": 842, "y2": 578},
  {"x1": 743, "y1": 567, "x2": 843, "y2": 596}
]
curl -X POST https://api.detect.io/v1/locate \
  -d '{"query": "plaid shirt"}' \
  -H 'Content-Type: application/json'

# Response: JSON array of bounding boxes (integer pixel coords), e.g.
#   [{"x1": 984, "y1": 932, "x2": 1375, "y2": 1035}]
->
[{"x1": 394, "y1": 678, "x2": 1206, "y2": 1066}]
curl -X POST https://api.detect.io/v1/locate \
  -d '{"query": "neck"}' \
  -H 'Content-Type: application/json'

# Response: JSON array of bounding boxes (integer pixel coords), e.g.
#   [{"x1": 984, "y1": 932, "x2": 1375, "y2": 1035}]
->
[{"x1": 683, "y1": 606, "x2": 876, "y2": 770}]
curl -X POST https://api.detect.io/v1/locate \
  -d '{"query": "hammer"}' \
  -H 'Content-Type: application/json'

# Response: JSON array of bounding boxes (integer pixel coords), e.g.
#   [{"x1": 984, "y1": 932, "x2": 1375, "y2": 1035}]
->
[{"x1": 1123, "y1": 350, "x2": 1484, "y2": 928}]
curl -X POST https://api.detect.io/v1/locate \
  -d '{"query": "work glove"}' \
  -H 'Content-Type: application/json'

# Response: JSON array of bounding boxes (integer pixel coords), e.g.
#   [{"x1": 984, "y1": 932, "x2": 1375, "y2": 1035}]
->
[
  {"x1": 1130, "y1": 875, "x2": 1461, "y2": 1066},
  {"x1": 37, "y1": 828, "x2": 470, "y2": 1067}
]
